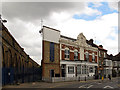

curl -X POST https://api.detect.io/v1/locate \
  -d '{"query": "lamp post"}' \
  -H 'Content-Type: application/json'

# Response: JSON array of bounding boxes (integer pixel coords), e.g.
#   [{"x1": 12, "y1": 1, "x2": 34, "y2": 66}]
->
[{"x1": 0, "y1": 14, "x2": 7, "y2": 23}]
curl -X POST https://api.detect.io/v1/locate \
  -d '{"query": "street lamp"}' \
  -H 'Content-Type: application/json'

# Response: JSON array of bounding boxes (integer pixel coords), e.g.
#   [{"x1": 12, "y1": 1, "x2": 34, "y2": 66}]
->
[{"x1": 0, "y1": 14, "x2": 7, "y2": 23}]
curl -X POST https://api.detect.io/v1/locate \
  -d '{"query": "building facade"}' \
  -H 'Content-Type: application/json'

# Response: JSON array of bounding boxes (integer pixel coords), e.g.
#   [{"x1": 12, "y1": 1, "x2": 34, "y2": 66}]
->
[
  {"x1": 97, "y1": 45, "x2": 107, "y2": 79},
  {"x1": 41, "y1": 26, "x2": 99, "y2": 81},
  {"x1": 112, "y1": 53, "x2": 120, "y2": 77},
  {"x1": 1, "y1": 23, "x2": 41, "y2": 85},
  {"x1": 103, "y1": 58, "x2": 112, "y2": 78}
]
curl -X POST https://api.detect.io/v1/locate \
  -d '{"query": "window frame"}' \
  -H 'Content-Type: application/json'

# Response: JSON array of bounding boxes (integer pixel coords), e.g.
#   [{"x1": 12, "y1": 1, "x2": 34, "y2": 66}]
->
[
  {"x1": 74, "y1": 50, "x2": 78, "y2": 60},
  {"x1": 92, "y1": 53, "x2": 95, "y2": 62},
  {"x1": 89, "y1": 67, "x2": 93, "y2": 73},
  {"x1": 68, "y1": 66, "x2": 74, "y2": 74},
  {"x1": 85, "y1": 52, "x2": 89, "y2": 61},
  {"x1": 50, "y1": 42, "x2": 54, "y2": 62},
  {"x1": 77, "y1": 65, "x2": 81, "y2": 74},
  {"x1": 65, "y1": 48, "x2": 70, "y2": 59}
]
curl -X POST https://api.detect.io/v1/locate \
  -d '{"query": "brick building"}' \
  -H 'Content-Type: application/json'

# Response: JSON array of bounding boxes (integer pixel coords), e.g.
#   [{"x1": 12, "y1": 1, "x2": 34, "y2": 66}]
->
[
  {"x1": 40, "y1": 26, "x2": 104, "y2": 81},
  {"x1": 97, "y1": 45, "x2": 107, "y2": 79},
  {"x1": 0, "y1": 22, "x2": 41, "y2": 85},
  {"x1": 109, "y1": 53, "x2": 120, "y2": 77}
]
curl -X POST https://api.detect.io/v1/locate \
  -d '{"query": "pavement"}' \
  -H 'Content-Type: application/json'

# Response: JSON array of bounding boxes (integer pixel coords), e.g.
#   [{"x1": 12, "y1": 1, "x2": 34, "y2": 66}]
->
[{"x1": 2, "y1": 77, "x2": 120, "y2": 89}]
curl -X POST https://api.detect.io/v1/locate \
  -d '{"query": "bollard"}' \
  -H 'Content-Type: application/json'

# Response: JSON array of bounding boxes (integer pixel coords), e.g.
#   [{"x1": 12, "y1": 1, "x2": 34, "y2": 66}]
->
[{"x1": 102, "y1": 76, "x2": 104, "y2": 82}]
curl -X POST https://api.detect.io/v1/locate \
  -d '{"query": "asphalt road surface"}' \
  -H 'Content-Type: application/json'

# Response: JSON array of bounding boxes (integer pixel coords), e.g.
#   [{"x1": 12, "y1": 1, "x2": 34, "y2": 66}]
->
[{"x1": 54, "y1": 77, "x2": 120, "y2": 89}]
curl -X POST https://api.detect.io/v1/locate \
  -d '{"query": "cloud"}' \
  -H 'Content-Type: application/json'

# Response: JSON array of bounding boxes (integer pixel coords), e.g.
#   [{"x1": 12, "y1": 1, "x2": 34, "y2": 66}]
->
[
  {"x1": 2, "y1": 2, "x2": 85, "y2": 21},
  {"x1": 4, "y1": 18, "x2": 42, "y2": 65},
  {"x1": 53, "y1": 12, "x2": 118, "y2": 55},
  {"x1": 2, "y1": 2, "x2": 118, "y2": 65}
]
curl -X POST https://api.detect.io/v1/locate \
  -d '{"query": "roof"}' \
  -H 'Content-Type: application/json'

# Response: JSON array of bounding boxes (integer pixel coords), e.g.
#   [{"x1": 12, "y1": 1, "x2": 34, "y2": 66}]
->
[
  {"x1": 86, "y1": 39, "x2": 107, "y2": 51},
  {"x1": 60, "y1": 35, "x2": 76, "y2": 41},
  {"x1": 43, "y1": 25, "x2": 60, "y2": 32},
  {"x1": 107, "y1": 53, "x2": 120, "y2": 61},
  {"x1": 98, "y1": 46, "x2": 107, "y2": 51},
  {"x1": 113, "y1": 52, "x2": 120, "y2": 61}
]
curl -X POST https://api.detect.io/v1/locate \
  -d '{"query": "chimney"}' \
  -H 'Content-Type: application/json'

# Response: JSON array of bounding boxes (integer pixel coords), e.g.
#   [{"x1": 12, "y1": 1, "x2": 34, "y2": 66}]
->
[
  {"x1": 99, "y1": 45, "x2": 103, "y2": 48},
  {"x1": 88, "y1": 39, "x2": 93, "y2": 45}
]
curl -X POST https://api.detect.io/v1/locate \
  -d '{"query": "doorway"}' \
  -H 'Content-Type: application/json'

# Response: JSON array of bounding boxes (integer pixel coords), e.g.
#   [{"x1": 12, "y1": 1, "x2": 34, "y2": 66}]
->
[{"x1": 50, "y1": 70, "x2": 54, "y2": 77}]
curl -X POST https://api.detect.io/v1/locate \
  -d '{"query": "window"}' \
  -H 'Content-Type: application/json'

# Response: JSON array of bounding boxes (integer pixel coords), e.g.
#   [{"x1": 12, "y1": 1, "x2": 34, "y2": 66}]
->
[
  {"x1": 50, "y1": 42, "x2": 54, "y2": 62},
  {"x1": 103, "y1": 61, "x2": 106, "y2": 66},
  {"x1": 86, "y1": 66, "x2": 89, "y2": 74},
  {"x1": 77, "y1": 65, "x2": 81, "y2": 74},
  {"x1": 82, "y1": 65, "x2": 85, "y2": 74},
  {"x1": 89, "y1": 67, "x2": 93, "y2": 73},
  {"x1": 65, "y1": 49, "x2": 69, "y2": 59},
  {"x1": 99, "y1": 61, "x2": 101, "y2": 66},
  {"x1": 85, "y1": 65, "x2": 88, "y2": 74},
  {"x1": 92, "y1": 53, "x2": 95, "y2": 62},
  {"x1": 104, "y1": 52, "x2": 106, "y2": 58},
  {"x1": 85, "y1": 52, "x2": 89, "y2": 61},
  {"x1": 74, "y1": 51, "x2": 78, "y2": 60},
  {"x1": 68, "y1": 66, "x2": 74, "y2": 74},
  {"x1": 99, "y1": 51, "x2": 101, "y2": 57}
]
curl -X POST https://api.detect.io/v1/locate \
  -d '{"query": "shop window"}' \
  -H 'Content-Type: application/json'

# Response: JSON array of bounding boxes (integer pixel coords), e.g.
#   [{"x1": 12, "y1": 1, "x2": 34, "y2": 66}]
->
[
  {"x1": 77, "y1": 65, "x2": 81, "y2": 74},
  {"x1": 89, "y1": 67, "x2": 93, "y2": 73},
  {"x1": 68, "y1": 66, "x2": 74, "y2": 74}
]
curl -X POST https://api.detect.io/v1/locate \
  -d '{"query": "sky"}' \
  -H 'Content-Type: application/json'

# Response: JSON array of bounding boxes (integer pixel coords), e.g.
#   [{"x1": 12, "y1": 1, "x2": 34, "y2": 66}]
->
[{"x1": 1, "y1": 0, "x2": 119, "y2": 65}]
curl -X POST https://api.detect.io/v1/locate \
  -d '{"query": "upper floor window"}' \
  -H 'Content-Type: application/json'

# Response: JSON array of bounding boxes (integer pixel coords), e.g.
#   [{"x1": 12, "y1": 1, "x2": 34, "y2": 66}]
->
[
  {"x1": 104, "y1": 52, "x2": 106, "y2": 58},
  {"x1": 65, "y1": 49, "x2": 69, "y2": 59},
  {"x1": 74, "y1": 50, "x2": 78, "y2": 60},
  {"x1": 99, "y1": 61, "x2": 101, "y2": 66},
  {"x1": 103, "y1": 60, "x2": 106, "y2": 66},
  {"x1": 50, "y1": 42, "x2": 54, "y2": 62},
  {"x1": 99, "y1": 51, "x2": 101, "y2": 57},
  {"x1": 92, "y1": 53, "x2": 95, "y2": 62},
  {"x1": 85, "y1": 52, "x2": 89, "y2": 61}
]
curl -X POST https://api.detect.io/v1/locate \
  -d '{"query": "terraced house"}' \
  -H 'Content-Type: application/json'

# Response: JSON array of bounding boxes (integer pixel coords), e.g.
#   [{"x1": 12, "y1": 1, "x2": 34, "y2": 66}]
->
[{"x1": 40, "y1": 26, "x2": 106, "y2": 82}]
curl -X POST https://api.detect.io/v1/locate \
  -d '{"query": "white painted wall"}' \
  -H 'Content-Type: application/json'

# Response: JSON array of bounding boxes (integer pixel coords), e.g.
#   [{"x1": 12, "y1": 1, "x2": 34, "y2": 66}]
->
[
  {"x1": 43, "y1": 27, "x2": 60, "y2": 43},
  {"x1": 104, "y1": 59, "x2": 112, "y2": 67},
  {"x1": 60, "y1": 60, "x2": 98, "y2": 77},
  {"x1": 89, "y1": 73, "x2": 94, "y2": 76}
]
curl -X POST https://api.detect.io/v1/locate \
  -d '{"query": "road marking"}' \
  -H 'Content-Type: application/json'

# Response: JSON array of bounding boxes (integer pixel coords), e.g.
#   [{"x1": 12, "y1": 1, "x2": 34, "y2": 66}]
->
[
  {"x1": 79, "y1": 85, "x2": 93, "y2": 88},
  {"x1": 103, "y1": 85, "x2": 114, "y2": 89},
  {"x1": 98, "y1": 83, "x2": 102, "y2": 84},
  {"x1": 87, "y1": 85, "x2": 93, "y2": 88},
  {"x1": 79, "y1": 85, "x2": 85, "y2": 88}
]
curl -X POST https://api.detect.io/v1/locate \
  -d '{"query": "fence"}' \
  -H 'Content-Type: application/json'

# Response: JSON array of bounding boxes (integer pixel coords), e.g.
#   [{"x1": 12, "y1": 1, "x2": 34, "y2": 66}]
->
[
  {"x1": 42, "y1": 76, "x2": 94, "y2": 82},
  {"x1": 2, "y1": 67, "x2": 42, "y2": 85}
]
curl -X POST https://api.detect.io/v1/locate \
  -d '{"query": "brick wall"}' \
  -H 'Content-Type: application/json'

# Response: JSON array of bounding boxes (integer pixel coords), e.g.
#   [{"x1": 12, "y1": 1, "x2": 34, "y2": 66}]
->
[
  {"x1": 1, "y1": 23, "x2": 40, "y2": 85},
  {"x1": 42, "y1": 40, "x2": 60, "y2": 78}
]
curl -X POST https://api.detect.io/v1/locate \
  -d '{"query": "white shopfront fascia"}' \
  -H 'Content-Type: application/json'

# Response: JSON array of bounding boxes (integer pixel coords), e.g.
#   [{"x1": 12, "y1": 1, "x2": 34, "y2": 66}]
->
[{"x1": 60, "y1": 60, "x2": 98, "y2": 77}]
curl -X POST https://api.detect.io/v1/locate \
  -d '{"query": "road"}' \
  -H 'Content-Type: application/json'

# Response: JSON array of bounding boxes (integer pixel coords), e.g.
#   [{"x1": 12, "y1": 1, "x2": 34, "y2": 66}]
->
[
  {"x1": 54, "y1": 77, "x2": 120, "y2": 89},
  {"x1": 2, "y1": 77, "x2": 120, "y2": 89}
]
